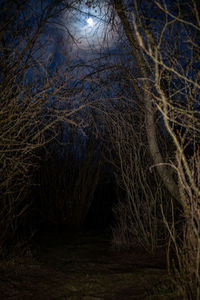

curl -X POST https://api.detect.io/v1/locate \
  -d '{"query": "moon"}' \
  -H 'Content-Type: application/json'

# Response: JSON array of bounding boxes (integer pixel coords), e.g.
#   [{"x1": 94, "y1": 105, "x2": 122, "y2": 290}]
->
[
  {"x1": 87, "y1": 17, "x2": 94, "y2": 27},
  {"x1": 62, "y1": 2, "x2": 118, "y2": 52}
]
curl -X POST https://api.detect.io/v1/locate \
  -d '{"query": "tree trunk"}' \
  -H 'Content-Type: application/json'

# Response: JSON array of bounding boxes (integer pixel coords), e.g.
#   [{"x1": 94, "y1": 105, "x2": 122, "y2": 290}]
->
[{"x1": 113, "y1": 0, "x2": 179, "y2": 201}]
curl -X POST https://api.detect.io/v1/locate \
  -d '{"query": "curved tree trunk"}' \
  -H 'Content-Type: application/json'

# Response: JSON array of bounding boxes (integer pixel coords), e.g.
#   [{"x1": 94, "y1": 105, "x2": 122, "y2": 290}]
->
[{"x1": 113, "y1": 0, "x2": 179, "y2": 201}]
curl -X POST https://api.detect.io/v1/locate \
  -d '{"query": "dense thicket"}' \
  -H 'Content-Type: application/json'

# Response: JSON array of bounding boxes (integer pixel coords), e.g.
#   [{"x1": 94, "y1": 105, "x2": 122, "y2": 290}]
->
[{"x1": 1, "y1": 1, "x2": 200, "y2": 298}]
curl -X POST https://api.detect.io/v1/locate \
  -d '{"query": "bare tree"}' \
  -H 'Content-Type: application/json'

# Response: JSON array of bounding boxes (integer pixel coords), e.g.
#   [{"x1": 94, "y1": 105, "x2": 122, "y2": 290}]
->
[
  {"x1": 109, "y1": 0, "x2": 200, "y2": 298},
  {"x1": 109, "y1": 0, "x2": 180, "y2": 201},
  {"x1": 0, "y1": 0, "x2": 91, "y2": 253},
  {"x1": 103, "y1": 102, "x2": 171, "y2": 252},
  {"x1": 83, "y1": 0, "x2": 200, "y2": 297}
]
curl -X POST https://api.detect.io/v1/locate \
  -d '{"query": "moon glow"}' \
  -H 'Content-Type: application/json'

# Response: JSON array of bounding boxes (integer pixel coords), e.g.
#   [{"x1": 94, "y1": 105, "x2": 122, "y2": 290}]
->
[
  {"x1": 87, "y1": 17, "x2": 94, "y2": 27},
  {"x1": 62, "y1": 2, "x2": 118, "y2": 52}
]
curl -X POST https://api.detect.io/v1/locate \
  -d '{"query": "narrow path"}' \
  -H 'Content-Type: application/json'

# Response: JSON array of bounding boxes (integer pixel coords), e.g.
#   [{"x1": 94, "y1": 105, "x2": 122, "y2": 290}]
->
[{"x1": 0, "y1": 231, "x2": 172, "y2": 299}]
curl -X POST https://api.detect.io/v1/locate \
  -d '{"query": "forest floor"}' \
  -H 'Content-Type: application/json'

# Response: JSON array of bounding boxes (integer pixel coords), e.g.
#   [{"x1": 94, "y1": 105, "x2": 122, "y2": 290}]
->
[{"x1": 0, "y1": 230, "x2": 180, "y2": 299}]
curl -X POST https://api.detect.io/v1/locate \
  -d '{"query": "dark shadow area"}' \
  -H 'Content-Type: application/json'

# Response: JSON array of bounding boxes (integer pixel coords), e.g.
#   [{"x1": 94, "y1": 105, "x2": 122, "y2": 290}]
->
[
  {"x1": 30, "y1": 180, "x2": 117, "y2": 243},
  {"x1": 84, "y1": 182, "x2": 116, "y2": 232}
]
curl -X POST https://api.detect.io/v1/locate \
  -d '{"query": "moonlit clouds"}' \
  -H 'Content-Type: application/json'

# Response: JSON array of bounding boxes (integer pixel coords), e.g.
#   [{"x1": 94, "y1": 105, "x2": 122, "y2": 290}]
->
[{"x1": 62, "y1": 1, "x2": 118, "y2": 53}]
